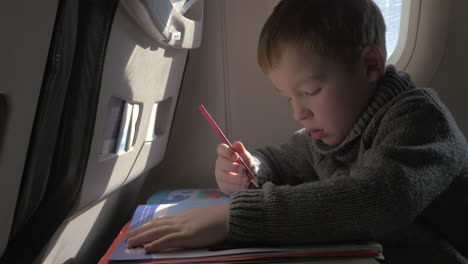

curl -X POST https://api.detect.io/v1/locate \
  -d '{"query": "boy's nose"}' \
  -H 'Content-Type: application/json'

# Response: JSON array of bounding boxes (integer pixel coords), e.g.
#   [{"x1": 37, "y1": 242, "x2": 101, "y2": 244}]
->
[{"x1": 292, "y1": 103, "x2": 312, "y2": 121}]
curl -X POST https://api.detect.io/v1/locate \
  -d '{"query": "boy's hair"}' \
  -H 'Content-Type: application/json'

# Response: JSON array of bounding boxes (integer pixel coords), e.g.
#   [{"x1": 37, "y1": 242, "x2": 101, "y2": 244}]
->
[{"x1": 258, "y1": 0, "x2": 387, "y2": 73}]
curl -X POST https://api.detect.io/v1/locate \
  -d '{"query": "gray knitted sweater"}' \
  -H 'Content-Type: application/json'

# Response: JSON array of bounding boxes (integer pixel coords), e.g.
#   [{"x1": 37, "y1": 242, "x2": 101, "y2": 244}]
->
[{"x1": 227, "y1": 66, "x2": 468, "y2": 263}]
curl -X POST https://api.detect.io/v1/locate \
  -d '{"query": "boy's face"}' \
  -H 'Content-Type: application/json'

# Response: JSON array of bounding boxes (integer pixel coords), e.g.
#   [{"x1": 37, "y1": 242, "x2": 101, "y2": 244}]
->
[{"x1": 267, "y1": 47, "x2": 376, "y2": 146}]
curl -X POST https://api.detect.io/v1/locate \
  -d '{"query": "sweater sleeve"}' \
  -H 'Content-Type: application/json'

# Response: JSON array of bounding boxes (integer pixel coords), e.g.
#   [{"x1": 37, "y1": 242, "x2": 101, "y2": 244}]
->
[
  {"x1": 228, "y1": 96, "x2": 468, "y2": 245},
  {"x1": 251, "y1": 129, "x2": 319, "y2": 186}
]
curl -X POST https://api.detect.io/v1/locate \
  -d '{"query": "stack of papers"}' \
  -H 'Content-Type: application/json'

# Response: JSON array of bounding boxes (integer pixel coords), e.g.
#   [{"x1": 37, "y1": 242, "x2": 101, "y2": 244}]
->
[{"x1": 99, "y1": 189, "x2": 383, "y2": 264}]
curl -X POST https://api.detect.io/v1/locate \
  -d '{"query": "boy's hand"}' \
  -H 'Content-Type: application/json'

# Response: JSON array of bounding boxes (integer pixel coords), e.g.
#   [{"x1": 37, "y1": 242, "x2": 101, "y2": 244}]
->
[
  {"x1": 215, "y1": 141, "x2": 254, "y2": 195},
  {"x1": 125, "y1": 204, "x2": 229, "y2": 252}
]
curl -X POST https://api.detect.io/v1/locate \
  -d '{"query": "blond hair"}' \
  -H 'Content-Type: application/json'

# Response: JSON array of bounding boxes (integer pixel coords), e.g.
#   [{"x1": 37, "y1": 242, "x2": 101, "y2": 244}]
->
[{"x1": 258, "y1": 0, "x2": 386, "y2": 73}]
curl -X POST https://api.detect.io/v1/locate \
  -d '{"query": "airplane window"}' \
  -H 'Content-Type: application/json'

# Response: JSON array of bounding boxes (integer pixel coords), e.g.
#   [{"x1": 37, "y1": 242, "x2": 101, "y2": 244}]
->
[{"x1": 374, "y1": 0, "x2": 402, "y2": 59}]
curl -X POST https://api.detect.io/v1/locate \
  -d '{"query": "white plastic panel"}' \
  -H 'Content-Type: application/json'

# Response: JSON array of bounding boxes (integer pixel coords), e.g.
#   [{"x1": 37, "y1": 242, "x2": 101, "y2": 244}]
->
[
  {"x1": 121, "y1": 0, "x2": 203, "y2": 49},
  {"x1": 0, "y1": 0, "x2": 59, "y2": 258},
  {"x1": 73, "y1": 2, "x2": 190, "y2": 212}
]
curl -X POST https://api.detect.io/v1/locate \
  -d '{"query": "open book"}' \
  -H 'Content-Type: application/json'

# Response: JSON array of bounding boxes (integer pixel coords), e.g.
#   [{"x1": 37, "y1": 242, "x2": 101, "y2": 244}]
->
[{"x1": 100, "y1": 189, "x2": 383, "y2": 264}]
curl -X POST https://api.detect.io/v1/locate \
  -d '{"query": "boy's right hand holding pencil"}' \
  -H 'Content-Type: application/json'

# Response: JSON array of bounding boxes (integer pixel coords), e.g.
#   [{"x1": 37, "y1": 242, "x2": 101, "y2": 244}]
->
[{"x1": 215, "y1": 141, "x2": 255, "y2": 195}]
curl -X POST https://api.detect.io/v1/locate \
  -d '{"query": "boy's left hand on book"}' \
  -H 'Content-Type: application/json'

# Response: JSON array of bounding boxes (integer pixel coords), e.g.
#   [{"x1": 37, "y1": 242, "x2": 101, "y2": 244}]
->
[{"x1": 125, "y1": 203, "x2": 229, "y2": 253}]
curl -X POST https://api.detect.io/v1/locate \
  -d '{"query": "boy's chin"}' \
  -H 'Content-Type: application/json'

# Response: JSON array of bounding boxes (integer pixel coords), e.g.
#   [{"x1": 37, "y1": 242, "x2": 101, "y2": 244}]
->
[{"x1": 320, "y1": 136, "x2": 345, "y2": 147}]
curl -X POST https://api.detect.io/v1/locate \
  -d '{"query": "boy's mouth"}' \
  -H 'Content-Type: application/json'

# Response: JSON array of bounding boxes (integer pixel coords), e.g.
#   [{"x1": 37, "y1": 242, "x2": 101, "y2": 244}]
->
[{"x1": 309, "y1": 129, "x2": 324, "y2": 139}]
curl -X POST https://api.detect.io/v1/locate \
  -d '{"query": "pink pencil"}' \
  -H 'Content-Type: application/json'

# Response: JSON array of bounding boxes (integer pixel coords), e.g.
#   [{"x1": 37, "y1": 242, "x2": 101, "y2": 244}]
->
[{"x1": 198, "y1": 104, "x2": 259, "y2": 188}]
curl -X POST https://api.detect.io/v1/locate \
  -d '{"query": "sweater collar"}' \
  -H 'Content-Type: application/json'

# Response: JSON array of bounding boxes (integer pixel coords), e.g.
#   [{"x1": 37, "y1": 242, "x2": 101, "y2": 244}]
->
[{"x1": 313, "y1": 65, "x2": 416, "y2": 155}]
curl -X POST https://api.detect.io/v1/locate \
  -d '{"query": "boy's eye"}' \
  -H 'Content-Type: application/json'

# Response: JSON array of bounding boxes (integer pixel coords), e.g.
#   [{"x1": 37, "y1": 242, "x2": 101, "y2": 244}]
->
[{"x1": 305, "y1": 88, "x2": 321, "y2": 96}]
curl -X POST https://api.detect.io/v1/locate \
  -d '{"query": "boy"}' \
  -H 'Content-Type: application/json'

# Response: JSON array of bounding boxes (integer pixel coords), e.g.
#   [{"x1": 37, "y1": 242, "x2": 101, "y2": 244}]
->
[{"x1": 127, "y1": 0, "x2": 468, "y2": 263}]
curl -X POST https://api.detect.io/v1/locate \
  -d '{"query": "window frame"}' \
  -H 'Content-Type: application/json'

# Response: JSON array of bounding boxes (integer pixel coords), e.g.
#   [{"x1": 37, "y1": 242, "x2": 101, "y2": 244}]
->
[
  {"x1": 389, "y1": 0, "x2": 451, "y2": 87},
  {"x1": 387, "y1": 0, "x2": 420, "y2": 67}
]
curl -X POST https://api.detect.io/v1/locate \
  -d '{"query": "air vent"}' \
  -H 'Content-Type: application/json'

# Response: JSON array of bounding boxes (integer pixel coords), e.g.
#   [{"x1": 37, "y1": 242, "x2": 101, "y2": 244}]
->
[
  {"x1": 146, "y1": 97, "x2": 172, "y2": 142},
  {"x1": 101, "y1": 97, "x2": 141, "y2": 155}
]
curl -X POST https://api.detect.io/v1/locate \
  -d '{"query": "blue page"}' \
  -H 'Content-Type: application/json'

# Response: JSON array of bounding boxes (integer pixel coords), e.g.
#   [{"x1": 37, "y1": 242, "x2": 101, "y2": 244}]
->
[{"x1": 109, "y1": 189, "x2": 229, "y2": 262}]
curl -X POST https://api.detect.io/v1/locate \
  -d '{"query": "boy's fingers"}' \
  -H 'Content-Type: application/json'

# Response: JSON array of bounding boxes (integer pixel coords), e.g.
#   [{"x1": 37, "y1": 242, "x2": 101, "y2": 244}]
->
[
  {"x1": 126, "y1": 215, "x2": 175, "y2": 239},
  {"x1": 144, "y1": 232, "x2": 185, "y2": 252},
  {"x1": 232, "y1": 141, "x2": 244, "y2": 153},
  {"x1": 234, "y1": 163, "x2": 246, "y2": 175},
  {"x1": 216, "y1": 157, "x2": 245, "y2": 176},
  {"x1": 126, "y1": 223, "x2": 153, "y2": 239},
  {"x1": 218, "y1": 171, "x2": 248, "y2": 185},
  {"x1": 215, "y1": 168, "x2": 248, "y2": 186},
  {"x1": 128, "y1": 225, "x2": 179, "y2": 248},
  {"x1": 225, "y1": 161, "x2": 245, "y2": 175},
  {"x1": 227, "y1": 172, "x2": 250, "y2": 187},
  {"x1": 232, "y1": 141, "x2": 252, "y2": 166},
  {"x1": 216, "y1": 144, "x2": 238, "y2": 161}
]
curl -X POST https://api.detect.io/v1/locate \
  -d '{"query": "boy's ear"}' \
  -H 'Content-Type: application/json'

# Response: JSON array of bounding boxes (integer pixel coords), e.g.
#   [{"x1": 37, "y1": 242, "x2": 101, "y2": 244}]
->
[{"x1": 361, "y1": 45, "x2": 385, "y2": 82}]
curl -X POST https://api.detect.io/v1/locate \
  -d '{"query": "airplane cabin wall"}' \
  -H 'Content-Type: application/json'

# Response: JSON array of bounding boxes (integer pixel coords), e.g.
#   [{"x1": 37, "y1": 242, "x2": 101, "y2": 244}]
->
[{"x1": 431, "y1": 0, "x2": 468, "y2": 136}]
